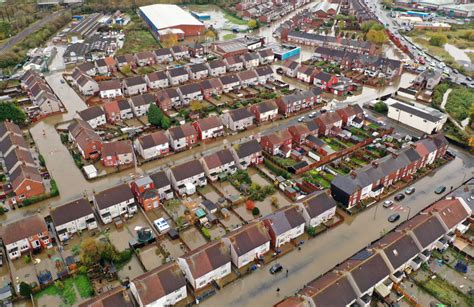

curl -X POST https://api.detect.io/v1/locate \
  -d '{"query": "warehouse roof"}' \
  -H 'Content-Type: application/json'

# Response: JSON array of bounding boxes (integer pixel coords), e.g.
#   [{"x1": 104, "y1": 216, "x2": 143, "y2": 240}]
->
[{"x1": 139, "y1": 4, "x2": 203, "y2": 30}]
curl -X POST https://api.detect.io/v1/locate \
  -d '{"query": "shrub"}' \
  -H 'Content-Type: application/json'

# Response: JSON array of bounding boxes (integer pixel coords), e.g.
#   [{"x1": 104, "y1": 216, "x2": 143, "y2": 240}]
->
[
  {"x1": 245, "y1": 199, "x2": 255, "y2": 210},
  {"x1": 19, "y1": 282, "x2": 32, "y2": 298},
  {"x1": 252, "y1": 207, "x2": 260, "y2": 216},
  {"x1": 429, "y1": 34, "x2": 447, "y2": 47},
  {"x1": 201, "y1": 227, "x2": 211, "y2": 240},
  {"x1": 264, "y1": 159, "x2": 291, "y2": 179},
  {"x1": 307, "y1": 226, "x2": 317, "y2": 237},
  {"x1": 373, "y1": 101, "x2": 388, "y2": 114}
]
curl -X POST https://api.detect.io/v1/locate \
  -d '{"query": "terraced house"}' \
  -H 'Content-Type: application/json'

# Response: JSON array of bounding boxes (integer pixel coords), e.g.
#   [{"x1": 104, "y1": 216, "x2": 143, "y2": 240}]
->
[{"x1": 331, "y1": 134, "x2": 449, "y2": 208}]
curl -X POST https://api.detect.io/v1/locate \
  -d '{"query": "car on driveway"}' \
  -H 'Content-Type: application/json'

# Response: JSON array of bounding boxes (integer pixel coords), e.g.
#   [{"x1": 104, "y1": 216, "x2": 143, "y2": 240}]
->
[
  {"x1": 405, "y1": 187, "x2": 415, "y2": 195},
  {"x1": 383, "y1": 200, "x2": 393, "y2": 208},
  {"x1": 270, "y1": 263, "x2": 283, "y2": 274},
  {"x1": 388, "y1": 213, "x2": 400, "y2": 223},
  {"x1": 435, "y1": 186, "x2": 446, "y2": 194},
  {"x1": 394, "y1": 194, "x2": 405, "y2": 201}
]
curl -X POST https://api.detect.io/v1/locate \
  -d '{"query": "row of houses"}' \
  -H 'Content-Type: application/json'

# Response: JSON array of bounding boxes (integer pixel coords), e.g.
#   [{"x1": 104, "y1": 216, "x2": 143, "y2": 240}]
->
[
  {"x1": 19, "y1": 70, "x2": 62, "y2": 115},
  {"x1": 281, "y1": 30, "x2": 377, "y2": 55},
  {"x1": 331, "y1": 133, "x2": 449, "y2": 208},
  {"x1": 260, "y1": 104, "x2": 365, "y2": 158},
  {"x1": 236, "y1": 0, "x2": 313, "y2": 23},
  {"x1": 0, "y1": 122, "x2": 46, "y2": 203},
  {"x1": 312, "y1": 46, "x2": 404, "y2": 79},
  {"x1": 71, "y1": 51, "x2": 274, "y2": 99},
  {"x1": 277, "y1": 195, "x2": 471, "y2": 307}
]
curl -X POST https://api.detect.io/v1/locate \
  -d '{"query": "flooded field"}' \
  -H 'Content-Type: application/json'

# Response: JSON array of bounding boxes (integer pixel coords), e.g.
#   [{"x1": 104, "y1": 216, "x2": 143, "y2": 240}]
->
[
  {"x1": 117, "y1": 255, "x2": 145, "y2": 281},
  {"x1": 219, "y1": 209, "x2": 243, "y2": 231},
  {"x1": 162, "y1": 237, "x2": 187, "y2": 260},
  {"x1": 138, "y1": 245, "x2": 163, "y2": 271}
]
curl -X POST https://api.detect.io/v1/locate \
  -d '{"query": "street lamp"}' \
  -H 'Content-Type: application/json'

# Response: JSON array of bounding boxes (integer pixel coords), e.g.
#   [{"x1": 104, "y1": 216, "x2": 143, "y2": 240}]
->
[{"x1": 406, "y1": 206, "x2": 412, "y2": 221}]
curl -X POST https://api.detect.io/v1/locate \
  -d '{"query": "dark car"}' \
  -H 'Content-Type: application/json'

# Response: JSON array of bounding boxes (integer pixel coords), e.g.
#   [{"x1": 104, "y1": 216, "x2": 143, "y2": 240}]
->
[
  {"x1": 388, "y1": 213, "x2": 400, "y2": 223},
  {"x1": 270, "y1": 263, "x2": 283, "y2": 274},
  {"x1": 435, "y1": 186, "x2": 446, "y2": 194},
  {"x1": 394, "y1": 194, "x2": 405, "y2": 201}
]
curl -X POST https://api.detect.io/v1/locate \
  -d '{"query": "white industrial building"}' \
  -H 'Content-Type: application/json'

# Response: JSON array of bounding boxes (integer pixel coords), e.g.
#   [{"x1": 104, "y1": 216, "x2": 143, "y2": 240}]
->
[{"x1": 386, "y1": 98, "x2": 447, "y2": 134}]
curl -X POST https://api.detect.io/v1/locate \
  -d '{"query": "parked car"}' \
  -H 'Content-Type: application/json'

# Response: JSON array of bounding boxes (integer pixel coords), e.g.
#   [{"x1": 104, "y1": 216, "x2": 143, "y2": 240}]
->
[
  {"x1": 153, "y1": 218, "x2": 170, "y2": 233},
  {"x1": 434, "y1": 186, "x2": 446, "y2": 194},
  {"x1": 270, "y1": 263, "x2": 283, "y2": 274},
  {"x1": 298, "y1": 116, "x2": 305, "y2": 122},
  {"x1": 405, "y1": 187, "x2": 415, "y2": 195},
  {"x1": 383, "y1": 200, "x2": 393, "y2": 208},
  {"x1": 394, "y1": 194, "x2": 405, "y2": 201},
  {"x1": 388, "y1": 213, "x2": 400, "y2": 223}
]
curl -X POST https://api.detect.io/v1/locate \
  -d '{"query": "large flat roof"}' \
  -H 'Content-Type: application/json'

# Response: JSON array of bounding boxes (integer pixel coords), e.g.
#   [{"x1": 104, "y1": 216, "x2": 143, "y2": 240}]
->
[{"x1": 139, "y1": 4, "x2": 203, "y2": 30}]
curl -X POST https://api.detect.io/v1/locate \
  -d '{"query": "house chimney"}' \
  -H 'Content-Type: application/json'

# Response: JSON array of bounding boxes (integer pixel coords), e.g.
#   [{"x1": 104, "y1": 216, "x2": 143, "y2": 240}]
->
[
  {"x1": 371, "y1": 161, "x2": 378, "y2": 168},
  {"x1": 350, "y1": 171, "x2": 357, "y2": 179}
]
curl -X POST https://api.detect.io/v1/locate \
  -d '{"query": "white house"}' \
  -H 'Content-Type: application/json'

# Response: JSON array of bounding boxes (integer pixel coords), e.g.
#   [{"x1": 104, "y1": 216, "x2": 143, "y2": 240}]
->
[
  {"x1": 99, "y1": 79, "x2": 123, "y2": 99},
  {"x1": 187, "y1": 63, "x2": 209, "y2": 80},
  {"x1": 145, "y1": 71, "x2": 169, "y2": 89},
  {"x1": 130, "y1": 262, "x2": 187, "y2": 307},
  {"x1": 150, "y1": 171, "x2": 174, "y2": 200},
  {"x1": 178, "y1": 241, "x2": 232, "y2": 289},
  {"x1": 208, "y1": 59, "x2": 227, "y2": 76},
  {"x1": 168, "y1": 160, "x2": 206, "y2": 196},
  {"x1": 130, "y1": 93, "x2": 155, "y2": 117},
  {"x1": 201, "y1": 149, "x2": 237, "y2": 182},
  {"x1": 242, "y1": 52, "x2": 260, "y2": 69},
  {"x1": 219, "y1": 74, "x2": 241, "y2": 93},
  {"x1": 2, "y1": 215, "x2": 51, "y2": 260},
  {"x1": 194, "y1": 116, "x2": 224, "y2": 141},
  {"x1": 166, "y1": 123, "x2": 198, "y2": 152},
  {"x1": 296, "y1": 191, "x2": 337, "y2": 228},
  {"x1": 221, "y1": 108, "x2": 255, "y2": 131},
  {"x1": 263, "y1": 206, "x2": 305, "y2": 248},
  {"x1": 222, "y1": 221, "x2": 271, "y2": 268},
  {"x1": 51, "y1": 198, "x2": 97, "y2": 242},
  {"x1": 93, "y1": 183, "x2": 137, "y2": 224},
  {"x1": 386, "y1": 98, "x2": 447, "y2": 134},
  {"x1": 134, "y1": 131, "x2": 170, "y2": 160},
  {"x1": 77, "y1": 106, "x2": 106, "y2": 129}
]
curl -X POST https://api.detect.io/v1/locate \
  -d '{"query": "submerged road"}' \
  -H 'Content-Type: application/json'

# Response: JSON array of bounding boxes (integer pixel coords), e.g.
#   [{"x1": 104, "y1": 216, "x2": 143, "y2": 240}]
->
[{"x1": 203, "y1": 148, "x2": 473, "y2": 306}]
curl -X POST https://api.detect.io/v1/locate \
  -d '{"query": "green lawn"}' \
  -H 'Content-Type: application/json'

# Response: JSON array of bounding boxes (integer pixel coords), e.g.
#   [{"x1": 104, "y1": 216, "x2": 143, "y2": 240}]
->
[
  {"x1": 223, "y1": 33, "x2": 237, "y2": 40},
  {"x1": 118, "y1": 29, "x2": 159, "y2": 55},
  {"x1": 34, "y1": 274, "x2": 93, "y2": 305},
  {"x1": 273, "y1": 157, "x2": 298, "y2": 168},
  {"x1": 223, "y1": 12, "x2": 248, "y2": 25}
]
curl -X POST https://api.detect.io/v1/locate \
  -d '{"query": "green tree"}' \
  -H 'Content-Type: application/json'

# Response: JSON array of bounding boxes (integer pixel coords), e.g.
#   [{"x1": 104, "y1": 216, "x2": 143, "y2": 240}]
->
[
  {"x1": 361, "y1": 21, "x2": 377, "y2": 32},
  {"x1": 147, "y1": 104, "x2": 163, "y2": 127},
  {"x1": 160, "y1": 116, "x2": 171, "y2": 130},
  {"x1": 190, "y1": 100, "x2": 204, "y2": 112},
  {"x1": 247, "y1": 19, "x2": 258, "y2": 29},
  {"x1": 338, "y1": 20, "x2": 345, "y2": 30},
  {"x1": 252, "y1": 207, "x2": 260, "y2": 216},
  {"x1": 429, "y1": 34, "x2": 447, "y2": 47},
  {"x1": 366, "y1": 29, "x2": 387, "y2": 44},
  {"x1": 19, "y1": 282, "x2": 32, "y2": 298},
  {"x1": 0, "y1": 102, "x2": 26, "y2": 124},
  {"x1": 374, "y1": 101, "x2": 388, "y2": 114}
]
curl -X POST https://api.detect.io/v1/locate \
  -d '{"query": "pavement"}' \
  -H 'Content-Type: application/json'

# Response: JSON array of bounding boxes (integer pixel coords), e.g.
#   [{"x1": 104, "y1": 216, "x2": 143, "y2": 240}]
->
[
  {"x1": 202, "y1": 148, "x2": 474, "y2": 307},
  {"x1": 0, "y1": 10, "x2": 65, "y2": 53}
]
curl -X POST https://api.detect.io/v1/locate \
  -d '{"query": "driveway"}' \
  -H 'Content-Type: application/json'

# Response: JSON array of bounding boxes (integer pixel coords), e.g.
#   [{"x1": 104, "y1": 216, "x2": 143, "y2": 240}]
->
[{"x1": 202, "y1": 149, "x2": 474, "y2": 306}]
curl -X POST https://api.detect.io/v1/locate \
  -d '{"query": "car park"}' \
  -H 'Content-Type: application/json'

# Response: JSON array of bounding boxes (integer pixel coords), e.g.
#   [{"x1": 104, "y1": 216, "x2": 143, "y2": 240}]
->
[
  {"x1": 405, "y1": 187, "x2": 415, "y2": 195},
  {"x1": 434, "y1": 186, "x2": 446, "y2": 194},
  {"x1": 153, "y1": 218, "x2": 170, "y2": 233},
  {"x1": 270, "y1": 263, "x2": 283, "y2": 274},
  {"x1": 388, "y1": 213, "x2": 400, "y2": 223},
  {"x1": 383, "y1": 200, "x2": 393, "y2": 208},
  {"x1": 394, "y1": 194, "x2": 405, "y2": 201}
]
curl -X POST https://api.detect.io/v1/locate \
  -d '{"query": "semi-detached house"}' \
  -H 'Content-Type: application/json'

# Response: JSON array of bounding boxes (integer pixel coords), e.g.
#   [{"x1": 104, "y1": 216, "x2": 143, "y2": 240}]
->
[
  {"x1": 101, "y1": 140, "x2": 134, "y2": 167},
  {"x1": 2, "y1": 215, "x2": 51, "y2": 260},
  {"x1": 188, "y1": 63, "x2": 209, "y2": 80},
  {"x1": 221, "y1": 108, "x2": 254, "y2": 131},
  {"x1": 220, "y1": 74, "x2": 241, "y2": 93},
  {"x1": 222, "y1": 221, "x2": 271, "y2": 268},
  {"x1": 167, "y1": 123, "x2": 198, "y2": 151},
  {"x1": 263, "y1": 205, "x2": 305, "y2": 248},
  {"x1": 51, "y1": 198, "x2": 97, "y2": 242},
  {"x1": 67, "y1": 119, "x2": 102, "y2": 160},
  {"x1": 201, "y1": 149, "x2": 237, "y2": 182},
  {"x1": 231, "y1": 139, "x2": 263, "y2": 170},
  {"x1": 167, "y1": 66, "x2": 189, "y2": 86},
  {"x1": 296, "y1": 190, "x2": 337, "y2": 228},
  {"x1": 130, "y1": 262, "x2": 187, "y2": 306},
  {"x1": 130, "y1": 93, "x2": 155, "y2": 117},
  {"x1": 123, "y1": 76, "x2": 147, "y2": 96},
  {"x1": 154, "y1": 47, "x2": 174, "y2": 63},
  {"x1": 150, "y1": 171, "x2": 174, "y2": 201},
  {"x1": 178, "y1": 241, "x2": 231, "y2": 290},
  {"x1": 192, "y1": 116, "x2": 224, "y2": 141},
  {"x1": 77, "y1": 106, "x2": 106, "y2": 129},
  {"x1": 93, "y1": 183, "x2": 137, "y2": 224},
  {"x1": 238, "y1": 69, "x2": 259, "y2": 87},
  {"x1": 255, "y1": 65, "x2": 275, "y2": 84},
  {"x1": 145, "y1": 70, "x2": 170, "y2": 89},
  {"x1": 99, "y1": 79, "x2": 123, "y2": 99},
  {"x1": 208, "y1": 59, "x2": 227, "y2": 77},
  {"x1": 249, "y1": 100, "x2": 278, "y2": 123},
  {"x1": 134, "y1": 130, "x2": 170, "y2": 160},
  {"x1": 201, "y1": 78, "x2": 224, "y2": 99},
  {"x1": 168, "y1": 160, "x2": 207, "y2": 196},
  {"x1": 276, "y1": 87, "x2": 322, "y2": 116},
  {"x1": 178, "y1": 83, "x2": 203, "y2": 104}
]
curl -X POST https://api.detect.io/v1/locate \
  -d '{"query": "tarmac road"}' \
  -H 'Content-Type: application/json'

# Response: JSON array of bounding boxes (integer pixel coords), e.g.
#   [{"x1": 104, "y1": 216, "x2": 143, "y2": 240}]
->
[
  {"x1": 202, "y1": 147, "x2": 473, "y2": 307},
  {"x1": 0, "y1": 10, "x2": 65, "y2": 53}
]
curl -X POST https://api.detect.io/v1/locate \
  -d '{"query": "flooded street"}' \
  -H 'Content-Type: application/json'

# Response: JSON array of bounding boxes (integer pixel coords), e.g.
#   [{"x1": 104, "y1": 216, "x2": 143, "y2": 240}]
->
[
  {"x1": 203, "y1": 148, "x2": 474, "y2": 307},
  {"x1": 444, "y1": 43, "x2": 472, "y2": 63}
]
